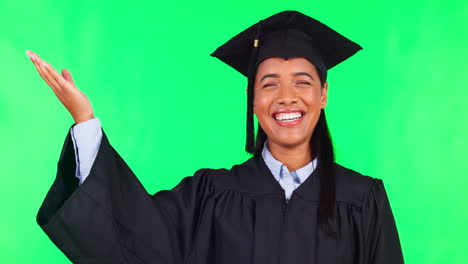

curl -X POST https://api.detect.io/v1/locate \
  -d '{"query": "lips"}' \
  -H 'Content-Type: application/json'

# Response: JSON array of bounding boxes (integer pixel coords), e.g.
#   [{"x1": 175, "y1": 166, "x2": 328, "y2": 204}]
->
[
  {"x1": 274, "y1": 111, "x2": 303, "y2": 121},
  {"x1": 271, "y1": 109, "x2": 306, "y2": 127}
]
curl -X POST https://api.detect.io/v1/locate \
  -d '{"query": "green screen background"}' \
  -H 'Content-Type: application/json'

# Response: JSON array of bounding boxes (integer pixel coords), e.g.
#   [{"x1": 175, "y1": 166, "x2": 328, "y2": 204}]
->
[{"x1": 1, "y1": 0, "x2": 466, "y2": 263}]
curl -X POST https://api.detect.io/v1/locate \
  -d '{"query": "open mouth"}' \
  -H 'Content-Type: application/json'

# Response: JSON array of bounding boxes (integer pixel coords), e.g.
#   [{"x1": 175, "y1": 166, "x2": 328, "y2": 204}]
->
[
  {"x1": 274, "y1": 111, "x2": 303, "y2": 121},
  {"x1": 272, "y1": 110, "x2": 305, "y2": 126}
]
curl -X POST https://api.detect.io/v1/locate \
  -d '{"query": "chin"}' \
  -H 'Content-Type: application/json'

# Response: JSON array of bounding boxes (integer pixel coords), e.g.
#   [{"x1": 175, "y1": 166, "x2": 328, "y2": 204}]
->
[{"x1": 269, "y1": 134, "x2": 311, "y2": 149}]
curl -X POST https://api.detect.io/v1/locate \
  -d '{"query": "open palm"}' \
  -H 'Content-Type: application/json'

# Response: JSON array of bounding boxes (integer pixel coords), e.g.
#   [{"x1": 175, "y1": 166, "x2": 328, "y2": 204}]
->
[{"x1": 26, "y1": 50, "x2": 94, "y2": 124}]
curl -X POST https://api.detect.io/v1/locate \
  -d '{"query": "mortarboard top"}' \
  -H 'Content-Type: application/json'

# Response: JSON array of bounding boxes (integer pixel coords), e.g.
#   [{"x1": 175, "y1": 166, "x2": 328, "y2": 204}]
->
[
  {"x1": 210, "y1": 10, "x2": 363, "y2": 153},
  {"x1": 210, "y1": 10, "x2": 363, "y2": 83}
]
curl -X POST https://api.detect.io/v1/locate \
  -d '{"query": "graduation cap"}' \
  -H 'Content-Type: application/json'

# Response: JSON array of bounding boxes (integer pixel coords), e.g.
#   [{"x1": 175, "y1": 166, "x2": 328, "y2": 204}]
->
[{"x1": 210, "y1": 10, "x2": 363, "y2": 153}]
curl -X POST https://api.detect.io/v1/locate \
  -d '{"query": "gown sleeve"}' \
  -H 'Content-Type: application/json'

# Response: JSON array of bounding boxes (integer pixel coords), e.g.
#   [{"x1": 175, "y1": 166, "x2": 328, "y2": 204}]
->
[
  {"x1": 361, "y1": 178, "x2": 405, "y2": 264},
  {"x1": 36, "y1": 126, "x2": 214, "y2": 264}
]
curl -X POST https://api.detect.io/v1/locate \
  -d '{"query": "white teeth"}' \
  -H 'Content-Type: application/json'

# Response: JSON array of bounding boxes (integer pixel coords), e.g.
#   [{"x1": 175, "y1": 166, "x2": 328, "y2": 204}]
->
[{"x1": 274, "y1": 112, "x2": 303, "y2": 121}]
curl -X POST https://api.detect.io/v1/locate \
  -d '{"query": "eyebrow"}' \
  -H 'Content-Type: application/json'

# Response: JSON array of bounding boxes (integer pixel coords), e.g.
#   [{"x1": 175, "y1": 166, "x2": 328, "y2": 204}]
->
[{"x1": 260, "y1": 72, "x2": 314, "y2": 82}]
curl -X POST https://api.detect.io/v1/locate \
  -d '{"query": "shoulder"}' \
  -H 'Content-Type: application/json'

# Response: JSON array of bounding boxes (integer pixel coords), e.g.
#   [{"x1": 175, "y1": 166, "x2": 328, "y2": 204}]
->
[
  {"x1": 172, "y1": 159, "x2": 255, "y2": 192},
  {"x1": 186, "y1": 167, "x2": 232, "y2": 188},
  {"x1": 332, "y1": 162, "x2": 384, "y2": 208},
  {"x1": 191, "y1": 158, "x2": 266, "y2": 193},
  {"x1": 197, "y1": 159, "x2": 254, "y2": 190}
]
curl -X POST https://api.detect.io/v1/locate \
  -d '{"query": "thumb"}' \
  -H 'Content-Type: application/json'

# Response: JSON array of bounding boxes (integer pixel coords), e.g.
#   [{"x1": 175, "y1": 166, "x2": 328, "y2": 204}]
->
[{"x1": 61, "y1": 69, "x2": 76, "y2": 86}]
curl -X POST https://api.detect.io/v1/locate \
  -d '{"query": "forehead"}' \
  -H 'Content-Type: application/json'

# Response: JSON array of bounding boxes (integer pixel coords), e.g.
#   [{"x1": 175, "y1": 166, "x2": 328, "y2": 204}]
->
[{"x1": 256, "y1": 57, "x2": 317, "y2": 74}]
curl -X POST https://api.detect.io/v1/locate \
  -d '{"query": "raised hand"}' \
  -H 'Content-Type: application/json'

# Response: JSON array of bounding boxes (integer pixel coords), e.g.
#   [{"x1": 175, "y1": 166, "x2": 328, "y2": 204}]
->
[{"x1": 26, "y1": 50, "x2": 95, "y2": 124}]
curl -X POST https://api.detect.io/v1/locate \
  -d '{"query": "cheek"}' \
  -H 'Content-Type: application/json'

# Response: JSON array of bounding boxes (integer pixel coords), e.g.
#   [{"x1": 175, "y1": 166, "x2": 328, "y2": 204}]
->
[
  {"x1": 302, "y1": 90, "x2": 322, "y2": 107},
  {"x1": 253, "y1": 93, "x2": 271, "y2": 115}
]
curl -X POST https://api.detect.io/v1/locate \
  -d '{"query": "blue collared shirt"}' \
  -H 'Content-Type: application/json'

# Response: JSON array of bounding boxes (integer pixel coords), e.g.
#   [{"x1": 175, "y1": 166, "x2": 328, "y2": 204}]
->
[
  {"x1": 70, "y1": 117, "x2": 102, "y2": 185},
  {"x1": 261, "y1": 141, "x2": 317, "y2": 201}
]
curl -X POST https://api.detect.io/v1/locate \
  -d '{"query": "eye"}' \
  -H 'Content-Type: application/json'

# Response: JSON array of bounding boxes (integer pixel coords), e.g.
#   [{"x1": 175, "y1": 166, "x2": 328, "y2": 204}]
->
[
  {"x1": 297, "y1": 81, "x2": 311, "y2": 85},
  {"x1": 263, "y1": 83, "x2": 278, "y2": 88}
]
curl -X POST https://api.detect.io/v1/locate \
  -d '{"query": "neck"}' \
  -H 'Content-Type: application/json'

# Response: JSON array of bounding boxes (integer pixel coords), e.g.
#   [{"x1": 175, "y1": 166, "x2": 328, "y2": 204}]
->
[{"x1": 267, "y1": 139, "x2": 314, "y2": 172}]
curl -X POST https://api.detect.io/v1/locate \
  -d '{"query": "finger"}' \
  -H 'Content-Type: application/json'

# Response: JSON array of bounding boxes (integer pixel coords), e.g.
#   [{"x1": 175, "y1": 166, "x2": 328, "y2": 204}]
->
[
  {"x1": 30, "y1": 50, "x2": 43, "y2": 61},
  {"x1": 28, "y1": 52, "x2": 49, "y2": 80},
  {"x1": 26, "y1": 50, "x2": 35, "y2": 62},
  {"x1": 26, "y1": 50, "x2": 38, "y2": 61},
  {"x1": 38, "y1": 61, "x2": 62, "y2": 91},
  {"x1": 42, "y1": 61, "x2": 74, "y2": 91},
  {"x1": 27, "y1": 51, "x2": 61, "y2": 92},
  {"x1": 61, "y1": 69, "x2": 76, "y2": 86},
  {"x1": 32, "y1": 51, "x2": 76, "y2": 89},
  {"x1": 30, "y1": 56, "x2": 59, "y2": 91}
]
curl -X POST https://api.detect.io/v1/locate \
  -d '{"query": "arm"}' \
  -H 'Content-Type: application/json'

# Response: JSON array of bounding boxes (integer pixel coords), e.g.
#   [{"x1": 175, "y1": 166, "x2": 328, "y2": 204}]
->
[
  {"x1": 28, "y1": 51, "x2": 213, "y2": 263},
  {"x1": 70, "y1": 117, "x2": 103, "y2": 185},
  {"x1": 36, "y1": 126, "x2": 214, "y2": 263}
]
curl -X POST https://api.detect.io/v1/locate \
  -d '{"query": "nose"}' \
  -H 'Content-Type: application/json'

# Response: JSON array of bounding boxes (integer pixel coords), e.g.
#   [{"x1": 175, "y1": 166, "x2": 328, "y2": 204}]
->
[{"x1": 275, "y1": 85, "x2": 299, "y2": 106}]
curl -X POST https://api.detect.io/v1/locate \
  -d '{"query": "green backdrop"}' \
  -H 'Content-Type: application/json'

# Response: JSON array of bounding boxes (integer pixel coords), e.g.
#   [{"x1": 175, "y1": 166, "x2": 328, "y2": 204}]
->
[{"x1": 1, "y1": 0, "x2": 466, "y2": 263}]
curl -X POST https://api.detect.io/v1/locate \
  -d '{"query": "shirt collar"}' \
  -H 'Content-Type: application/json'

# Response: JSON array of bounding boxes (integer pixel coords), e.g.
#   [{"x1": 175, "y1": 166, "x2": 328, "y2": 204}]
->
[{"x1": 261, "y1": 140, "x2": 317, "y2": 184}]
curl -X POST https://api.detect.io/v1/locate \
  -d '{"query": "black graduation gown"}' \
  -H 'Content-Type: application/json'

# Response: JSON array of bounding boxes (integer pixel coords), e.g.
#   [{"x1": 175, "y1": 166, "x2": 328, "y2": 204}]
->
[{"x1": 37, "y1": 126, "x2": 404, "y2": 264}]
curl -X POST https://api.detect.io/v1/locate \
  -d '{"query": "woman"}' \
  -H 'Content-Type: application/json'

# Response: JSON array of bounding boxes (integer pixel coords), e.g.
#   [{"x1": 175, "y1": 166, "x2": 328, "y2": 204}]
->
[{"x1": 30, "y1": 10, "x2": 404, "y2": 264}]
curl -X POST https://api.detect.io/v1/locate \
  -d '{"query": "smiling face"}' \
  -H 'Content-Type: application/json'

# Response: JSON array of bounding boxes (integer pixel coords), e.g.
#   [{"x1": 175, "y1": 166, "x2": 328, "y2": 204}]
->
[{"x1": 253, "y1": 57, "x2": 329, "y2": 150}]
